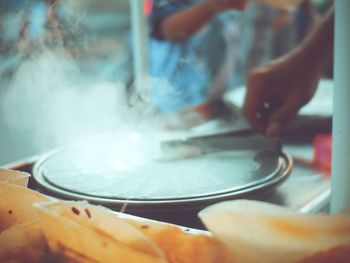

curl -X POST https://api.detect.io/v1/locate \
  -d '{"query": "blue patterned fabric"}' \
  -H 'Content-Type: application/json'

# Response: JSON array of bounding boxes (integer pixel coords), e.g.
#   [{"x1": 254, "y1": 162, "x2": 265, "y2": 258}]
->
[{"x1": 148, "y1": 0, "x2": 249, "y2": 113}]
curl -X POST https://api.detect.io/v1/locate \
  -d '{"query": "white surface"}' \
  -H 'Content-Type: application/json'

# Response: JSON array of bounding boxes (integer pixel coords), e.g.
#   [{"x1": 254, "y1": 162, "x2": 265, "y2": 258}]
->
[
  {"x1": 331, "y1": 1, "x2": 350, "y2": 214},
  {"x1": 225, "y1": 79, "x2": 334, "y2": 116}
]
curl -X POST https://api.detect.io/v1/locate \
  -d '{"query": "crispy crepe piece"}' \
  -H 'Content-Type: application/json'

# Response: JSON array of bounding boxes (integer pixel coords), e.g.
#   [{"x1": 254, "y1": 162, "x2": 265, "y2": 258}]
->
[
  {"x1": 123, "y1": 216, "x2": 235, "y2": 263},
  {"x1": 199, "y1": 200, "x2": 350, "y2": 263},
  {"x1": 0, "y1": 183, "x2": 49, "y2": 232},
  {"x1": 35, "y1": 201, "x2": 167, "y2": 263},
  {"x1": 0, "y1": 220, "x2": 48, "y2": 263},
  {"x1": 0, "y1": 169, "x2": 30, "y2": 187}
]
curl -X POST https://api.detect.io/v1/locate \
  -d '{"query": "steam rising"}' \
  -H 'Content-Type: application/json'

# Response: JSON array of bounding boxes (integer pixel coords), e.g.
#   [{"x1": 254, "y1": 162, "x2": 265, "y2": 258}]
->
[
  {"x1": 0, "y1": 1, "x2": 157, "y2": 161},
  {"x1": 2, "y1": 50, "x2": 128, "y2": 150}
]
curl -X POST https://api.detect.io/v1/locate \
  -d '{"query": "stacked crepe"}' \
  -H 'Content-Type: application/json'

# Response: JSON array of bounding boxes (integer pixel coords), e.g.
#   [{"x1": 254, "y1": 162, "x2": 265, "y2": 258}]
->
[{"x1": 0, "y1": 169, "x2": 349, "y2": 263}]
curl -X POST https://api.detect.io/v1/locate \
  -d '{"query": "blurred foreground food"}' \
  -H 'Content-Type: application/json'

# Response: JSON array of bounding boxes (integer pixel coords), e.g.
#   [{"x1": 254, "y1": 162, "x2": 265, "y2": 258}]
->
[
  {"x1": 0, "y1": 169, "x2": 349, "y2": 263},
  {"x1": 0, "y1": 178, "x2": 232, "y2": 263},
  {"x1": 200, "y1": 200, "x2": 350, "y2": 263}
]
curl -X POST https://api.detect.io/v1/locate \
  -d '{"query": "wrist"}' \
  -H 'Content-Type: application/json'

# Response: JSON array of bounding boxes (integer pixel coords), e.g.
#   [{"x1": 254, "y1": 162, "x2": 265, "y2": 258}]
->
[{"x1": 294, "y1": 39, "x2": 330, "y2": 72}]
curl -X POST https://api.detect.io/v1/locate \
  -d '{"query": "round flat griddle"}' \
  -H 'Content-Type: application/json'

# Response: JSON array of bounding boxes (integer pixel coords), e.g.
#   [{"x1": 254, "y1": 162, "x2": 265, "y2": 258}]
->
[{"x1": 33, "y1": 132, "x2": 292, "y2": 210}]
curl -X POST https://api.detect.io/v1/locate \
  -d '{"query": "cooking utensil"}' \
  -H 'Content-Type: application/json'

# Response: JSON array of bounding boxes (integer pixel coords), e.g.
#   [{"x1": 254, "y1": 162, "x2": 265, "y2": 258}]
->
[{"x1": 159, "y1": 129, "x2": 281, "y2": 161}]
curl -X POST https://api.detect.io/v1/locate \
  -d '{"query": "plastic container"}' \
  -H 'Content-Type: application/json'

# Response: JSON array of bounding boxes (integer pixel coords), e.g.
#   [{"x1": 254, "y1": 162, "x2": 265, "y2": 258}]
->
[{"x1": 313, "y1": 134, "x2": 332, "y2": 175}]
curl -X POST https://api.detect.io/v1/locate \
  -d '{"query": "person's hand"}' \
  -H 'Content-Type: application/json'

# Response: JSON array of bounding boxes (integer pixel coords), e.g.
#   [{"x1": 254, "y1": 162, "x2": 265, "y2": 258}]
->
[
  {"x1": 242, "y1": 50, "x2": 323, "y2": 137},
  {"x1": 204, "y1": 0, "x2": 247, "y2": 13}
]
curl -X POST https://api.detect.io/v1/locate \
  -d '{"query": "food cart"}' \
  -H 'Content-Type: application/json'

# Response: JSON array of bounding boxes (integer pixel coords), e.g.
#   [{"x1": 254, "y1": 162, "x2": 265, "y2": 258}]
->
[{"x1": 0, "y1": 1, "x2": 349, "y2": 262}]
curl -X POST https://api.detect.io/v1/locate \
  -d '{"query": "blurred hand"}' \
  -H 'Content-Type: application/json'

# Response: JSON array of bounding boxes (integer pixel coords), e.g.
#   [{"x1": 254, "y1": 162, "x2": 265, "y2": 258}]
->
[
  {"x1": 204, "y1": 0, "x2": 247, "y2": 12},
  {"x1": 242, "y1": 50, "x2": 323, "y2": 137},
  {"x1": 244, "y1": 6, "x2": 333, "y2": 137}
]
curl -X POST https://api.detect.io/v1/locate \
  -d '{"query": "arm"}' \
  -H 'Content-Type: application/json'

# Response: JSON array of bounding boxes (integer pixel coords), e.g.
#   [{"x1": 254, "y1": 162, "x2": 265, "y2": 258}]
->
[
  {"x1": 242, "y1": 7, "x2": 334, "y2": 136},
  {"x1": 297, "y1": 6, "x2": 333, "y2": 66},
  {"x1": 159, "y1": 0, "x2": 246, "y2": 42},
  {"x1": 301, "y1": 0, "x2": 320, "y2": 24}
]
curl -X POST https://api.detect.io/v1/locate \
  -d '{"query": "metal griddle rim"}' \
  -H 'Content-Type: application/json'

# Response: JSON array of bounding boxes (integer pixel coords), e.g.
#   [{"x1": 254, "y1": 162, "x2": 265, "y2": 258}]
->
[{"x1": 32, "y1": 149, "x2": 292, "y2": 210}]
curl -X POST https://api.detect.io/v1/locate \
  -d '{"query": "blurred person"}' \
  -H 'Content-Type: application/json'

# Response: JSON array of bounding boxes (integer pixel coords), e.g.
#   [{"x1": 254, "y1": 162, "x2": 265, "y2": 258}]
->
[
  {"x1": 244, "y1": 1, "x2": 292, "y2": 71},
  {"x1": 294, "y1": 0, "x2": 319, "y2": 42},
  {"x1": 148, "y1": 0, "x2": 248, "y2": 114},
  {"x1": 0, "y1": 0, "x2": 87, "y2": 57},
  {"x1": 148, "y1": 0, "x2": 311, "y2": 118},
  {"x1": 245, "y1": 0, "x2": 317, "y2": 71},
  {"x1": 242, "y1": 6, "x2": 334, "y2": 137}
]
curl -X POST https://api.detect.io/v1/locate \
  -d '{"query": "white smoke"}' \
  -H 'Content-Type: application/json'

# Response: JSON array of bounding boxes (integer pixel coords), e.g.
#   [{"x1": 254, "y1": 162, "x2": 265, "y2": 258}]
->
[
  {"x1": 0, "y1": 1, "x2": 158, "y2": 162},
  {"x1": 1, "y1": 49, "x2": 129, "y2": 151}
]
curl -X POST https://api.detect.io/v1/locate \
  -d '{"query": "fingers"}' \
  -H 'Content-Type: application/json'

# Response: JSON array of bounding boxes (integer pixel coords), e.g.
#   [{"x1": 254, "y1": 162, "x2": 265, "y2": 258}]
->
[
  {"x1": 245, "y1": 91, "x2": 306, "y2": 137},
  {"x1": 243, "y1": 67, "x2": 305, "y2": 137},
  {"x1": 242, "y1": 70, "x2": 270, "y2": 132},
  {"x1": 265, "y1": 95, "x2": 304, "y2": 137}
]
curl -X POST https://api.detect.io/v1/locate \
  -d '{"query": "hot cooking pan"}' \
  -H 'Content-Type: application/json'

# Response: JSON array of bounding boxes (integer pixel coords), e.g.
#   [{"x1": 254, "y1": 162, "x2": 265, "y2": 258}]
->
[{"x1": 32, "y1": 129, "x2": 292, "y2": 208}]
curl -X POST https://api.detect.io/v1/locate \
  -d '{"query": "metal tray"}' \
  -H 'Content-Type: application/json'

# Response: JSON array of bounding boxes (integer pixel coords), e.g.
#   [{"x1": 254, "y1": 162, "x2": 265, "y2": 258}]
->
[{"x1": 32, "y1": 132, "x2": 292, "y2": 211}]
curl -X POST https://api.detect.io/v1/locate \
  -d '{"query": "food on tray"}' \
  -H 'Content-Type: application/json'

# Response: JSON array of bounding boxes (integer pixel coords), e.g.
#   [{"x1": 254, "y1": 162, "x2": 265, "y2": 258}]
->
[
  {"x1": 0, "y1": 221, "x2": 48, "y2": 263},
  {"x1": 0, "y1": 183, "x2": 49, "y2": 232},
  {"x1": 35, "y1": 200, "x2": 233, "y2": 263},
  {"x1": 199, "y1": 200, "x2": 350, "y2": 263},
  {"x1": 0, "y1": 183, "x2": 50, "y2": 262},
  {"x1": 125, "y1": 217, "x2": 234, "y2": 263},
  {"x1": 1, "y1": 173, "x2": 350, "y2": 263},
  {"x1": 35, "y1": 201, "x2": 167, "y2": 263}
]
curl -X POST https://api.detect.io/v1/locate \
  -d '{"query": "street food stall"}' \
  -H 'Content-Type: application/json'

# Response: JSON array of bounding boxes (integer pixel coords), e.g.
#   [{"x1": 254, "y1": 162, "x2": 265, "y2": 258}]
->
[{"x1": 0, "y1": 0, "x2": 349, "y2": 262}]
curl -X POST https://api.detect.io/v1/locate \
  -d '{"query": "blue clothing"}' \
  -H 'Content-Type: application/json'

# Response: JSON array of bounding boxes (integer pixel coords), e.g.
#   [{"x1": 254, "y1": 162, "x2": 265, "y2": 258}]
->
[{"x1": 149, "y1": 0, "x2": 250, "y2": 113}]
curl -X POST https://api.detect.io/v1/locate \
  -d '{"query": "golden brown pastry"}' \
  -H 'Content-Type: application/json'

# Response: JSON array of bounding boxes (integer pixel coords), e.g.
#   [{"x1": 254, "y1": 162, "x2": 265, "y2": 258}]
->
[{"x1": 199, "y1": 200, "x2": 350, "y2": 263}]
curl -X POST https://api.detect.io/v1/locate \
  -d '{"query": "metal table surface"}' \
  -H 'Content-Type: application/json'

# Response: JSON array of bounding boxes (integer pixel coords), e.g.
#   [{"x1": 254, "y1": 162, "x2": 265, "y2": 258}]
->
[
  {"x1": 186, "y1": 116, "x2": 332, "y2": 214},
  {"x1": 255, "y1": 146, "x2": 331, "y2": 214}
]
